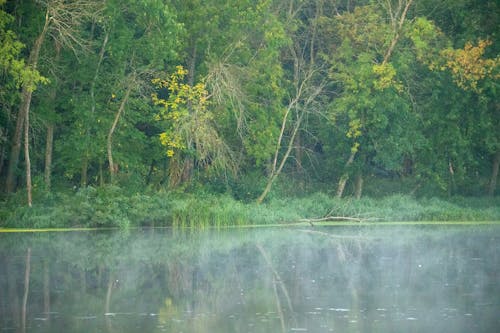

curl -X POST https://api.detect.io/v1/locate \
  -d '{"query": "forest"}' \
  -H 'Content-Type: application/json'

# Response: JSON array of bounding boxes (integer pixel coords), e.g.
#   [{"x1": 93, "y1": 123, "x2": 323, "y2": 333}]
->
[{"x1": 0, "y1": 0, "x2": 499, "y2": 227}]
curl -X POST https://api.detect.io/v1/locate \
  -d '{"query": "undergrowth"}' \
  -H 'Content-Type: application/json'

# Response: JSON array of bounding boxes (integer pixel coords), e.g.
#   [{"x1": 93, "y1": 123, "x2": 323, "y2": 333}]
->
[{"x1": 1, "y1": 188, "x2": 499, "y2": 229}]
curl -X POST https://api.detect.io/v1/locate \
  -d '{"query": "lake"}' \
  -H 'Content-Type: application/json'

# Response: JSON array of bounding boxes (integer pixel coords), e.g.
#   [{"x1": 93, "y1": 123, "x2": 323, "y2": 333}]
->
[{"x1": 1, "y1": 225, "x2": 499, "y2": 333}]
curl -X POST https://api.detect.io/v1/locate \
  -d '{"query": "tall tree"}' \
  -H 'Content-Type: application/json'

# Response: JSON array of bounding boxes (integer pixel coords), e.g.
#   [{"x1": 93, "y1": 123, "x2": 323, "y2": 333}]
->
[{"x1": 4, "y1": 0, "x2": 101, "y2": 205}]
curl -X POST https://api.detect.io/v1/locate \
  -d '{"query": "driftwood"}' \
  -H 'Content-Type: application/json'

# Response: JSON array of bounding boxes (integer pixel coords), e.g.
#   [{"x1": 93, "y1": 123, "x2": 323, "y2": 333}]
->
[{"x1": 293, "y1": 215, "x2": 381, "y2": 226}]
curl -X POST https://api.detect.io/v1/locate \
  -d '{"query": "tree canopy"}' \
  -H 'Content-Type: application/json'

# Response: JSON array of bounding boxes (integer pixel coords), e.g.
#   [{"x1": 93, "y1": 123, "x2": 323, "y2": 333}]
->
[{"x1": 0, "y1": 0, "x2": 498, "y2": 206}]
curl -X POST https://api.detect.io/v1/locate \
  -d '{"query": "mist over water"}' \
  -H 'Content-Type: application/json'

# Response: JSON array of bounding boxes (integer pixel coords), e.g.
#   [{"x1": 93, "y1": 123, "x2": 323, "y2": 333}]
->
[{"x1": 1, "y1": 225, "x2": 499, "y2": 333}]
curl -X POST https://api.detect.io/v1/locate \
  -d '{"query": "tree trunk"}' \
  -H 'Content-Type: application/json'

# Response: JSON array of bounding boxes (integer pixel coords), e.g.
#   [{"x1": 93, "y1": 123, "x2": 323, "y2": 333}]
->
[
  {"x1": 295, "y1": 131, "x2": 303, "y2": 169},
  {"x1": 146, "y1": 159, "x2": 156, "y2": 186},
  {"x1": 5, "y1": 96, "x2": 26, "y2": 192},
  {"x1": 0, "y1": 112, "x2": 9, "y2": 178},
  {"x1": 24, "y1": 99, "x2": 32, "y2": 207},
  {"x1": 107, "y1": 84, "x2": 132, "y2": 183},
  {"x1": 488, "y1": 150, "x2": 500, "y2": 196},
  {"x1": 336, "y1": 150, "x2": 357, "y2": 198},
  {"x1": 257, "y1": 110, "x2": 304, "y2": 204},
  {"x1": 354, "y1": 172, "x2": 363, "y2": 199},
  {"x1": 336, "y1": 174, "x2": 349, "y2": 199},
  {"x1": 257, "y1": 174, "x2": 278, "y2": 204},
  {"x1": 44, "y1": 41, "x2": 61, "y2": 192},
  {"x1": 448, "y1": 160, "x2": 456, "y2": 197},
  {"x1": 44, "y1": 124, "x2": 54, "y2": 191},
  {"x1": 181, "y1": 157, "x2": 194, "y2": 184},
  {"x1": 382, "y1": 0, "x2": 414, "y2": 65},
  {"x1": 188, "y1": 41, "x2": 197, "y2": 87},
  {"x1": 81, "y1": 157, "x2": 88, "y2": 187},
  {"x1": 256, "y1": 2, "x2": 324, "y2": 203},
  {"x1": 99, "y1": 160, "x2": 104, "y2": 187}
]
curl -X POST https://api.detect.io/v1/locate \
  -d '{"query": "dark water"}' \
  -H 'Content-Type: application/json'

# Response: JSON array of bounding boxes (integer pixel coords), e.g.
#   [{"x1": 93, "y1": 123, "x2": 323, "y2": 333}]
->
[{"x1": 1, "y1": 225, "x2": 499, "y2": 333}]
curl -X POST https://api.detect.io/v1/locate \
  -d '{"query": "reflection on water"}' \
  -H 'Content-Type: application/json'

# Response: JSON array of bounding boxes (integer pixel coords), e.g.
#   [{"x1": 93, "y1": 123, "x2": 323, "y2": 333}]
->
[{"x1": 1, "y1": 225, "x2": 499, "y2": 333}]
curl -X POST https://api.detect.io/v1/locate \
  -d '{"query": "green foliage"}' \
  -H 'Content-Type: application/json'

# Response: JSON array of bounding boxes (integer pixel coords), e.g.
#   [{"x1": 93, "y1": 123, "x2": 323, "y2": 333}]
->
[
  {"x1": 0, "y1": 5, "x2": 46, "y2": 89},
  {"x1": 2, "y1": 189, "x2": 498, "y2": 229},
  {"x1": 1, "y1": 0, "x2": 499, "y2": 226}
]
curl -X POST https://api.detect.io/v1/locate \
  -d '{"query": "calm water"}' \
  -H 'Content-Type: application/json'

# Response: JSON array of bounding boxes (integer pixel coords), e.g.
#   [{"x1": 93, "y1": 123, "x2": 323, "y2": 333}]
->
[{"x1": 1, "y1": 225, "x2": 499, "y2": 333}]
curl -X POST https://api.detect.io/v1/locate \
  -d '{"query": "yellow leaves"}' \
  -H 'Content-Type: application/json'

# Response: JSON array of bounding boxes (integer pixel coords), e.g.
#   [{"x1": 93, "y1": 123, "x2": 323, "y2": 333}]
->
[
  {"x1": 159, "y1": 132, "x2": 185, "y2": 157},
  {"x1": 347, "y1": 118, "x2": 362, "y2": 153},
  {"x1": 153, "y1": 65, "x2": 211, "y2": 157},
  {"x1": 152, "y1": 65, "x2": 209, "y2": 114},
  {"x1": 347, "y1": 118, "x2": 362, "y2": 139},
  {"x1": 372, "y1": 63, "x2": 401, "y2": 91},
  {"x1": 439, "y1": 39, "x2": 499, "y2": 92},
  {"x1": 351, "y1": 142, "x2": 360, "y2": 153},
  {"x1": 151, "y1": 78, "x2": 162, "y2": 86},
  {"x1": 176, "y1": 65, "x2": 188, "y2": 76}
]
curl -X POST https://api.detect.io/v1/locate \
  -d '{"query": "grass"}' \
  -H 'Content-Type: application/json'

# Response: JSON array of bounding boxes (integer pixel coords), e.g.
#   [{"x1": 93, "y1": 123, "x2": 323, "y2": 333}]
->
[{"x1": 1, "y1": 187, "x2": 499, "y2": 229}]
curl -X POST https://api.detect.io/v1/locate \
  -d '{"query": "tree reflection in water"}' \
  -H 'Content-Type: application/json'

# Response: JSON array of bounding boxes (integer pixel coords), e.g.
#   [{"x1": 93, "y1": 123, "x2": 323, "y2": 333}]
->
[{"x1": 0, "y1": 226, "x2": 499, "y2": 333}]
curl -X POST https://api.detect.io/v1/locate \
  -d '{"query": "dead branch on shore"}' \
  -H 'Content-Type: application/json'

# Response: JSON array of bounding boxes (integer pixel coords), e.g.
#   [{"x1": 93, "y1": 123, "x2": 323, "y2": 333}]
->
[{"x1": 295, "y1": 215, "x2": 381, "y2": 226}]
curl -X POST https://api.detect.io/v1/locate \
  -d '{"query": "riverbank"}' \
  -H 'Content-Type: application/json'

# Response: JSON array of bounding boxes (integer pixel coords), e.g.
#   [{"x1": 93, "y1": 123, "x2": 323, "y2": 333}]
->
[{"x1": 1, "y1": 186, "x2": 499, "y2": 228}]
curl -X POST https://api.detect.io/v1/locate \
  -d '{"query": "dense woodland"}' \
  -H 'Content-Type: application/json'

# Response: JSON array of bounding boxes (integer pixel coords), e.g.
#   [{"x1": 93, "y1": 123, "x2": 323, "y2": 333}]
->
[{"x1": 0, "y1": 0, "x2": 499, "y2": 212}]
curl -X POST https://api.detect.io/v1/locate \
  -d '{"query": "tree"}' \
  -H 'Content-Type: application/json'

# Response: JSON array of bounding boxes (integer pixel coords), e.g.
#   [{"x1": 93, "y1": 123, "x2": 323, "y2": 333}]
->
[
  {"x1": 322, "y1": 2, "x2": 418, "y2": 198},
  {"x1": 152, "y1": 66, "x2": 234, "y2": 187},
  {"x1": 55, "y1": 0, "x2": 180, "y2": 186},
  {"x1": 4, "y1": 0, "x2": 101, "y2": 205},
  {"x1": 256, "y1": 0, "x2": 327, "y2": 203},
  {"x1": 0, "y1": 0, "x2": 46, "y2": 191}
]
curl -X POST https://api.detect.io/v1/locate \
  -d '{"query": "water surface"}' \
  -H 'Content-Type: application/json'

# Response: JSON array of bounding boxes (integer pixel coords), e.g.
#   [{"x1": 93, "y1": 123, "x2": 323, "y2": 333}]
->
[{"x1": 1, "y1": 225, "x2": 499, "y2": 332}]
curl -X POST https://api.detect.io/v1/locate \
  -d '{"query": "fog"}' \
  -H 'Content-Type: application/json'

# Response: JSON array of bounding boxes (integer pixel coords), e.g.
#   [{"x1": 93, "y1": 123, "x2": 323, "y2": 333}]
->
[{"x1": 1, "y1": 225, "x2": 499, "y2": 332}]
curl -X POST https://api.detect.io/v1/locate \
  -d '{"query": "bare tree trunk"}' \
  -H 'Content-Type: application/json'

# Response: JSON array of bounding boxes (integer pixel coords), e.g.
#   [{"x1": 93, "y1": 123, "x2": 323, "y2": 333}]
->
[
  {"x1": 256, "y1": 109, "x2": 304, "y2": 204},
  {"x1": 354, "y1": 172, "x2": 363, "y2": 199},
  {"x1": 382, "y1": 0, "x2": 414, "y2": 65},
  {"x1": 188, "y1": 42, "x2": 197, "y2": 87},
  {"x1": 256, "y1": 1, "x2": 324, "y2": 203},
  {"x1": 99, "y1": 160, "x2": 104, "y2": 187},
  {"x1": 336, "y1": 150, "x2": 356, "y2": 198},
  {"x1": 0, "y1": 136, "x2": 6, "y2": 178},
  {"x1": 81, "y1": 157, "x2": 88, "y2": 187},
  {"x1": 5, "y1": 108, "x2": 25, "y2": 192},
  {"x1": 336, "y1": 174, "x2": 349, "y2": 199},
  {"x1": 80, "y1": 30, "x2": 109, "y2": 187},
  {"x1": 181, "y1": 158, "x2": 194, "y2": 184},
  {"x1": 22, "y1": 248, "x2": 31, "y2": 333},
  {"x1": 44, "y1": 124, "x2": 54, "y2": 191},
  {"x1": 488, "y1": 150, "x2": 500, "y2": 196},
  {"x1": 448, "y1": 160, "x2": 456, "y2": 197},
  {"x1": 295, "y1": 131, "x2": 303, "y2": 169},
  {"x1": 44, "y1": 41, "x2": 61, "y2": 192},
  {"x1": 24, "y1": 99, "x2": 32, "y2": 207},
  {"x1": 146, "y1": 159, "x2": 156, "y2": 186},
  {"x1": 107, "y1": 84, "x2": 132, "y2": 183}
]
